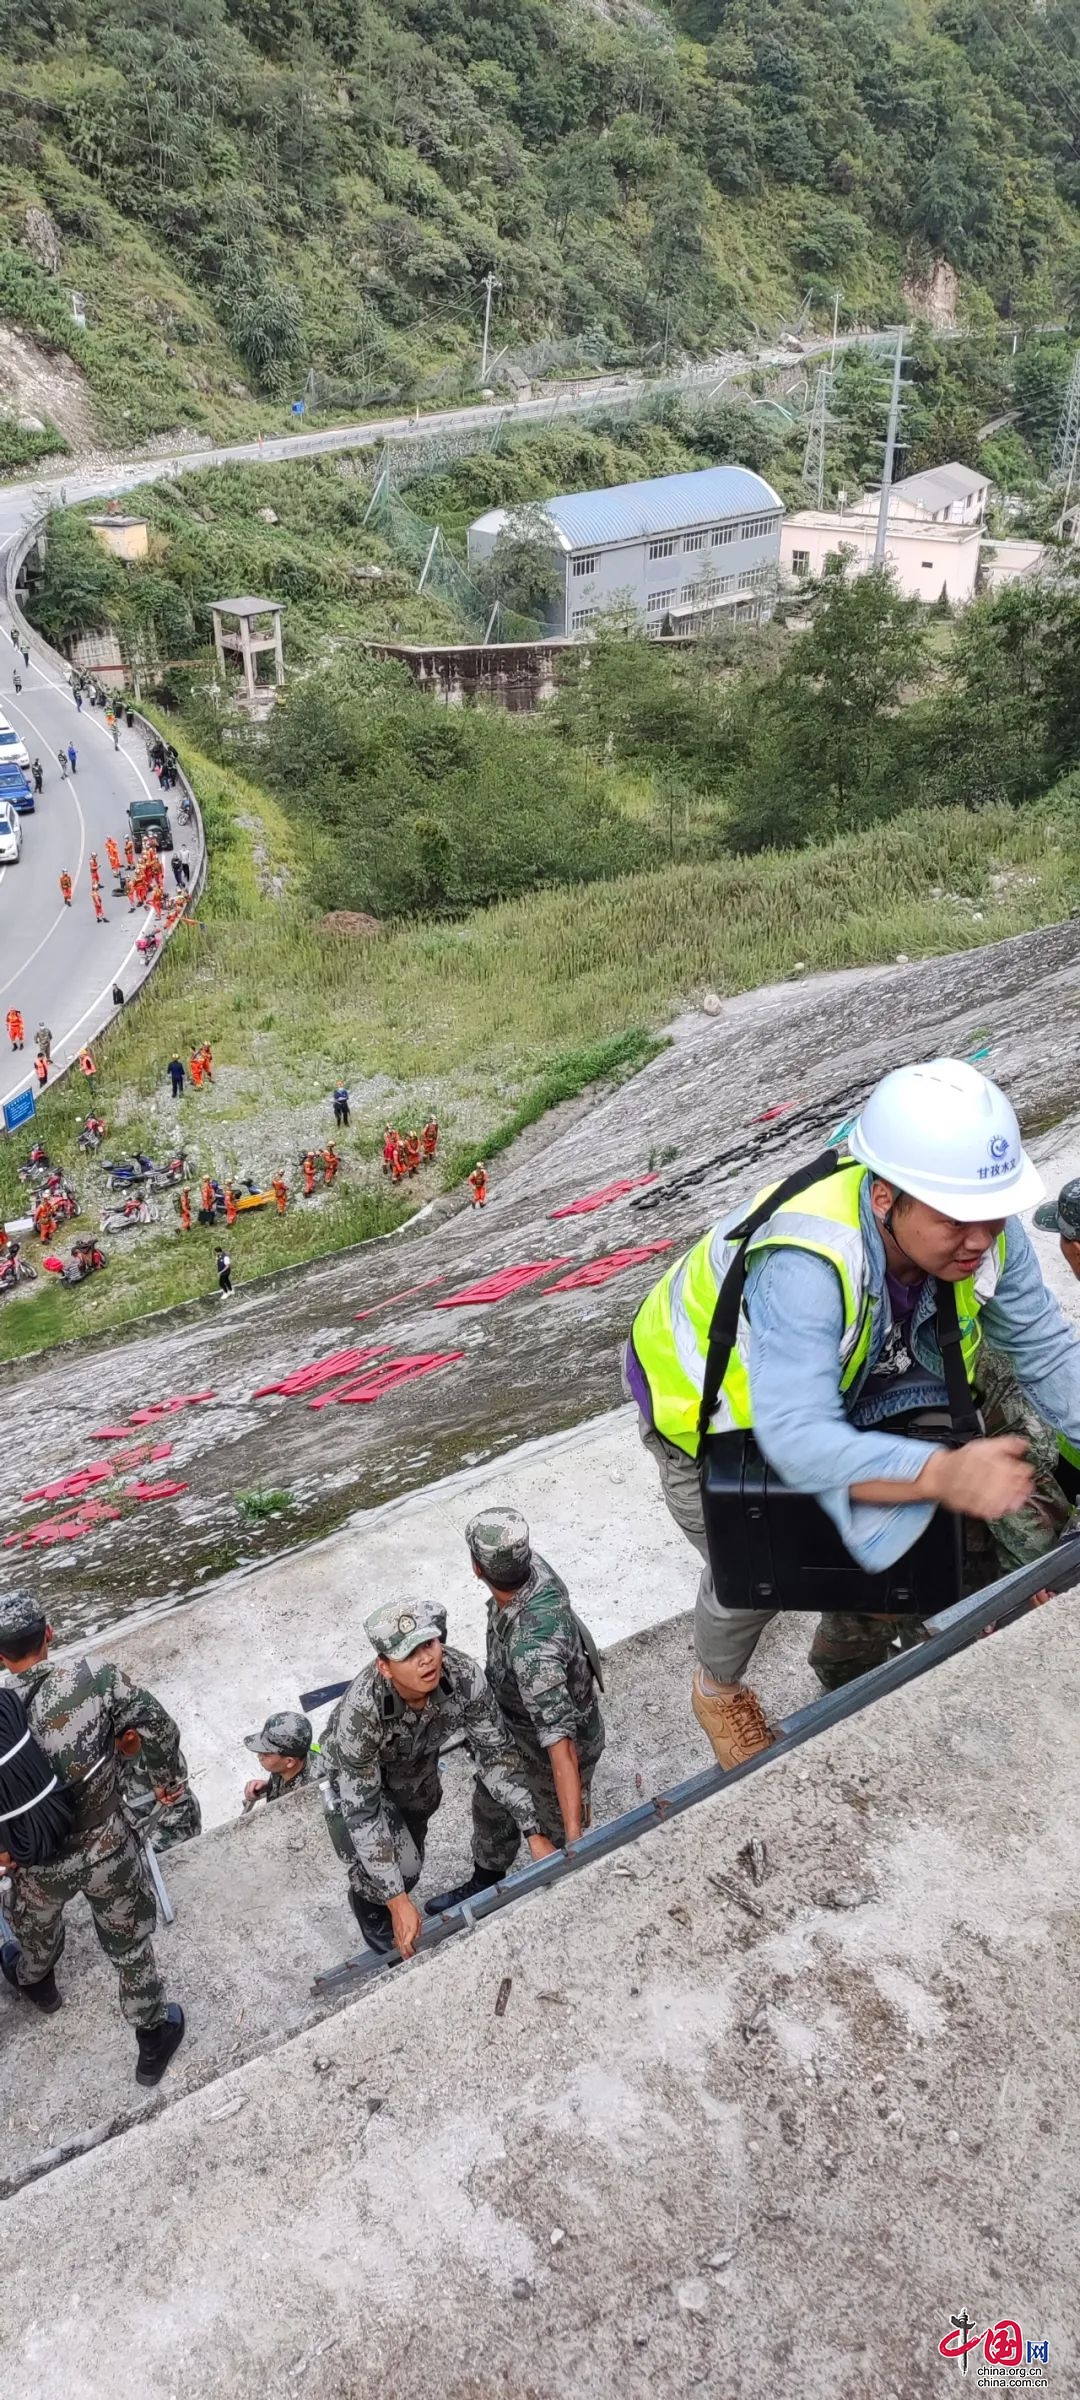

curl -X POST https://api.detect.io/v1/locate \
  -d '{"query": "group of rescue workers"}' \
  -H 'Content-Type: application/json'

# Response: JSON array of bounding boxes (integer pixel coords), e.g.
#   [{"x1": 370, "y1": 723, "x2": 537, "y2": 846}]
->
[
  {"x1": 382, "y1": 1120, "x2": 440, "y2": 1180},
  {"x1": 4, "y1": 1056, "x2": 1080, "y2": 2093}
]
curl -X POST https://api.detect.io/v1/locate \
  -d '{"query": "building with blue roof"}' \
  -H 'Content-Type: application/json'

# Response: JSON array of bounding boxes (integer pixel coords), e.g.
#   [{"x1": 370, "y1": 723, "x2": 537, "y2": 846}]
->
[{"x1": 467, "y1": 463, "x2": 783, "y2": 640}]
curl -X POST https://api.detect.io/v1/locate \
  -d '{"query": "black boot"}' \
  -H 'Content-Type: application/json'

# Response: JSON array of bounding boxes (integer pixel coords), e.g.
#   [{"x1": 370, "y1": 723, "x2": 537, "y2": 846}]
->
[
  {"x1": 1, "y1": 1940, "x2": 62, "y2": 2014},
  {"x1": 423, "y1": 1864, "x2": 499, "y2": 1919},
  {"x1": 348, "y1": 1889, "x2": 397, "y2": 1955},
  {"x1": 135, "y1": 2001, "x2": 185, "y2": 2086}
]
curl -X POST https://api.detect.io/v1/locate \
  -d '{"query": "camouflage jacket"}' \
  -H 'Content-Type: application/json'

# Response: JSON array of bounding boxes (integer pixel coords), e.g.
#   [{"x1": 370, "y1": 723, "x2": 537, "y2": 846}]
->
[
  {"x1": 485, "y1": 1555, "x2": 604, "y2": 1767},
  {"x1": 323, "y1": 1646, "x2": 539, "y2": 1904},
  {"x1": 266, "y1": 1753, "x2": 318, "y2": 1803},
  {"x1": 16, "y1": 1657, "x2": 182, "y2": 1847}
]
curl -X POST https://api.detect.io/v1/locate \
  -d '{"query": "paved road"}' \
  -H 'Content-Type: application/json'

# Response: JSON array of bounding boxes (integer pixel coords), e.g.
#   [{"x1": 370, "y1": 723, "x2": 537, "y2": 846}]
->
[
  {"x1": 0, "y1": 637, "x2": 168, "y2": 1115},
  {"x1": 0, "y1": 333, "x2": 888, "y2": 1112}
]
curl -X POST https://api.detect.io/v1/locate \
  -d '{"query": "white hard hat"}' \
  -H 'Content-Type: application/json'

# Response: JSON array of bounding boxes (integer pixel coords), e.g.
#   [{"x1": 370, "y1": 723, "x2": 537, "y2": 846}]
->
[{"x1": 848, "y1": 1058, "x2": 1044, "y2": 1221}]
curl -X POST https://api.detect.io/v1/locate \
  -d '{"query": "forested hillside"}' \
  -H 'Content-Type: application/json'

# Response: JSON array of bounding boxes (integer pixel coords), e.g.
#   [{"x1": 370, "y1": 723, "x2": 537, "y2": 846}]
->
[{"x1": 2, "y1": 0, "x2": 1080, "y2": 452}]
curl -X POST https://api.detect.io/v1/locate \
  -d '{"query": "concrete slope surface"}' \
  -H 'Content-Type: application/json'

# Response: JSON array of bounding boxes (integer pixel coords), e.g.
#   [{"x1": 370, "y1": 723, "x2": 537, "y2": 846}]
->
[
  {"x1": 2, "y1": 1598, "x2": 1077, "y2": 2399},
  {"x1": 3, "y1": 920, "x2": 1080, "y2": 1642}
]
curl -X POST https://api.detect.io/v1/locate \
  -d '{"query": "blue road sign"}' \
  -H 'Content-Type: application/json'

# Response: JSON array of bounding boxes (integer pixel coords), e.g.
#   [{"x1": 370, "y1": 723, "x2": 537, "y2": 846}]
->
[{"x1": 3, "y1": 1086, "x2": 36, "y2": 1134}]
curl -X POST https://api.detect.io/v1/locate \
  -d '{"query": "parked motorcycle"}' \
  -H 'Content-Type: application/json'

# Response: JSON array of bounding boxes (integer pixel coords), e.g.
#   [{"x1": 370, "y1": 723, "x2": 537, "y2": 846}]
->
[
  {"x1": 0, "y1": 1255, "x2": 37, "y2": 1295},
  {"x1": 100, "y1": 1199, "x2": 157, "y2": 1232}
]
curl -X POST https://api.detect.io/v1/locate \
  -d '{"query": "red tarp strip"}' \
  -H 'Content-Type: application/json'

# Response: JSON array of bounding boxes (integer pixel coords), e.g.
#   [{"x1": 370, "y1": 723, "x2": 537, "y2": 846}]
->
[
  {"x1": 549, "y1": 1175, "x2": 659, "y2": 1219},
  {"x1": 331, "y1": 1352, "x2": 464, "y2": 1404},
  {"x1": 434, "y1": 1261, "x2": 571, "y2": 1308},
  {"x1": 542, "y1": 1242, "x2": 674, "y2": 1293},
  {"x1": 354, "y1": 1275, "x2": 447, "y2": 1320},
  {"x1": 255, "y1": 1347, "x2": 389, "y2": 1400},
  {"x1": 124, "y1": 1479, "x2": 191, "y2": 1501}
]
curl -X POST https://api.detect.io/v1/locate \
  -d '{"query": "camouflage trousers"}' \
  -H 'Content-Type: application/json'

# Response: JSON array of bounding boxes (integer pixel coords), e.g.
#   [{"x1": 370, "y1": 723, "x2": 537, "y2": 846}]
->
[
  {"x1": 473, "y1": 1736, "x2": 603, "y2": 1877},
  {"x1": 6, "y1": 1819, "x2": 167, "y2": 2028},
  {"x1": 120, "y1": 1749, "x2": 202, "y2": 1853},
  {"x1": 322, "y1": 1770, "x2": 554, "y2": 1902}
]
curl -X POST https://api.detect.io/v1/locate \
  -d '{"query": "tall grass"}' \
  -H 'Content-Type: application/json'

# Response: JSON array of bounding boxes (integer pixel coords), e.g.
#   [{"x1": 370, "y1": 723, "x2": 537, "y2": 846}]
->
[{"x1": 2, "y1": 801, "x2": 1074, "y2": 1362}]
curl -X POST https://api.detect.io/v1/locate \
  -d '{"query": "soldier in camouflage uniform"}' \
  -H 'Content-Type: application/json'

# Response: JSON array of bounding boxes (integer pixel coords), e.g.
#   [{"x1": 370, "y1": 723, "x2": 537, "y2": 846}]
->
[
  {"x1": 243, "y1": 1710, "x2": 316, "y2": 1808},
  {"x1": 320, "y1": 1601, "x2": 555, "y2": 1960},
  {"x1": 0, "y1": 1593, "x2": 185, "y2": 2084},
  {"x1": 435, "y1": 1508, "x2": 605, "y2": 1912},
  {"x1": 808, "y1": 1349, "x2": 1075, "y2": 1691}
]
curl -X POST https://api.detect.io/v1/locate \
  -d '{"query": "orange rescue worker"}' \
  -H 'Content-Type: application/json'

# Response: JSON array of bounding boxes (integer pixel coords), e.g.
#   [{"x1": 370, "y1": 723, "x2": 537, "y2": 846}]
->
[
  {"x1": 469, "y1": 1163, "x2": 488, "y2": 1208},
  {"x1": 390, "y1": 1139, "x2": 408, "y2": 1185},
  {"x1": 179, "y1": 1187, "x2": 192, "y2": 1231},
  {"x1": 124, "y1": 835, "x2": 136, "y2": 871},
  {"x1": 224, "y1": 1182, "x2": 238, "y2": 1228},
  {"x1": 382, "y1": 1126, "x2": 398, "y2": 1175},
  {"x1": 200, "y1": 1176, "x2": 215, "y2": 1219},
  {"x1": 6, "y1": 1008, "x2": 24, "y2": 1051},
  {"x1": 79, "y1": 1048, "x2": 96, "y2": 1085},
  {"x1": 150, "y1": 887, "x2": 165, "y2": 920},
  {"x1": 34, "y1": 1195, "x2": 57, "y2": 1244},
  {"x1": 404, "y1": 1132, "x2": 422, "y2": 1177},
  {"x1": 422, "y1": 1117, "x2": 439, "y2": 1160},
  {"x1": 199, "y1": 1044, "x2": 214, "y2": 1083},
  {"x1": 59, "y1": 871, "x2": 72, "y2": 907},
  {"x1": 271, "y1": 1172, "x2": 288, "y2": 1217},
  {"x1": 92, "y1": 885, "x2": 107, "y2": 924},
  {"x1": 34, "y1": 1051, "x2": 48, "y2": 1089},
  {"x1": 89, "y1": 852, "x2": 101, "y2": 889},
  {"x1": 190, "y1": 1049, "x2": 204, "y2": 1090},
  {"x1": 106, "y1": 837, "x2": 121, "y2": 877},
  {"x1": 302, "y1": 1152, "x2": 317, "y2": 1198},
  {"x1": 323, "y1": 1143, "x2": 340, "y2": 1186}
]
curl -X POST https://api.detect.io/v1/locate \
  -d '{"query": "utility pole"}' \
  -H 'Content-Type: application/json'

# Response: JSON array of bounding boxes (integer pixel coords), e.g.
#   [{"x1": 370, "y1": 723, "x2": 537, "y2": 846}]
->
[
  {"x1": 802, "y1": 365, "x2": 830, "y2": 508},
  {"x1": 830, "y1": 289, "x2": 841, "y2": 373},
  {"x1": 874, "y1": 327, "x2": 905, "y2": 566},
  {"x1": 480, "y1": 272, "x2": 500, "y2": 384}
]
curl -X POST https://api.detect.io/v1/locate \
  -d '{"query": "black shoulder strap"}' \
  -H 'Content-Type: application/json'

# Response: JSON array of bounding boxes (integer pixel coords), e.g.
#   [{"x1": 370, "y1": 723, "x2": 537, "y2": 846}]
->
[
  {"x1": 935, "y1": 1280, "x2": 982, "y2": 1441},
  {"x1": 696, "y1": 1148, "x2": 844, "y2": 1457},
  {"x1": 570, "y1": 1608, "x2": 605, "y2": 1694}
]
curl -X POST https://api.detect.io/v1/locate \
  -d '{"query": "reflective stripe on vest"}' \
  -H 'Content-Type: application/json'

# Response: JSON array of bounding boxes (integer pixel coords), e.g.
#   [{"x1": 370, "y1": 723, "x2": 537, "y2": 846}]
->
[{"x1": 630, "y1": 1160, "x2": 1002, "y2": 1457}]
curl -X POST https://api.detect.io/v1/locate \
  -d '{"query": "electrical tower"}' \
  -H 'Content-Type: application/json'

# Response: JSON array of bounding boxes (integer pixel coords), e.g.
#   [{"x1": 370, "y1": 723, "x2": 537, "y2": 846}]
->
[
  {"x1": 802, "y1": 365, "x2": 830, "y2": 506},
  {"x1": 874, "y1": 328, "x2": 907, "y2": 565},
  {"x1": 1052, "y1": 346, "x2": 1080, "y2": 535}
]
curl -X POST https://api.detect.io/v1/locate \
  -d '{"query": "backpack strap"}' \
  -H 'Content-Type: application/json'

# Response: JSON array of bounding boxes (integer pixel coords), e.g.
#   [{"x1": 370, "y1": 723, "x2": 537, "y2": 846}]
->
[
  {"x1": 570, "y1": 1608, "x2": 605, "y2": 1694},
  {"x1": 696, "y1": 1148, "x2": 844, "y2": 1460},
  {"x1": 935, "y1": 1279, "x2": 983, "y2": 1441}
]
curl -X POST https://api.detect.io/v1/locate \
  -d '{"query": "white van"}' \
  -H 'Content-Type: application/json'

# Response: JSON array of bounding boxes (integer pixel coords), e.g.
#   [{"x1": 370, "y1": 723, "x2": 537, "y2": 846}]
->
[
  {"x1": 0, "y1": 799, "x2": 22, "y2": 862},
  {"x1": 0, "y1": 717, "x2": 30, "y2": 771}
]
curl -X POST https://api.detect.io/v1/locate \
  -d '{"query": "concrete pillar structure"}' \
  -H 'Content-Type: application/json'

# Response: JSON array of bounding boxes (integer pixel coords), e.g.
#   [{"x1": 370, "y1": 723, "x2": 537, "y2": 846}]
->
[{"x1": 210, "y1": 597, "x2": 285, "y2": 703}]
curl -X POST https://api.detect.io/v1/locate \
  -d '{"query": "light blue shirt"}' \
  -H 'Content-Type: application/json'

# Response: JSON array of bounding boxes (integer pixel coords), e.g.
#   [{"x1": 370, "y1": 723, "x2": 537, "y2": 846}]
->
[{"x1": 745, "y1": 1179, "x2": 1080, "y2": 1569}]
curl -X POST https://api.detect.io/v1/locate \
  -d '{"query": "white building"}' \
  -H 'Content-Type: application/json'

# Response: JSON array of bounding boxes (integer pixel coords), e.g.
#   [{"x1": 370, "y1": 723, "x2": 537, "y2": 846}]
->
[
  {"x1": 879, "y1": 463, "x2": 990, "y2": 526},
  {"x1": 780, "y1": 459, "x2": 1011, "y2": 608},
  {"x1": 780, "y1": 505, "x2": 982, "y2": 606},
  {"x1": 467, "y1": 465, "x2": 784, "y2": 639}
]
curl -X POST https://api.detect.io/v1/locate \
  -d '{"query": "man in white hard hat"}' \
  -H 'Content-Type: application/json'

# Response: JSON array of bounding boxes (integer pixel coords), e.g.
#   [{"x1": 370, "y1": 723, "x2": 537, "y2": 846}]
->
[{"x1": 628, "y1": 1058, "x2": 1080, "y2": 1770}]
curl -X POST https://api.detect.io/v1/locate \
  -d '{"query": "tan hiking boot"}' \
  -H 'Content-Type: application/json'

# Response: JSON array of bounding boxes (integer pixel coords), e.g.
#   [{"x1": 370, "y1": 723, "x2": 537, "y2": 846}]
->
[{"x1": 692, "y1": 1670, "x2": 776, "y2": 1771}]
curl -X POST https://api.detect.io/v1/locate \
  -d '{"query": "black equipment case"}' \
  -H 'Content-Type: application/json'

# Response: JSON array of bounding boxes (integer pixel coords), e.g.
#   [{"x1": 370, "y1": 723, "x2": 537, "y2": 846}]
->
[{"x1": 696, "y1": 1149, "x2": 972, "y2": 1616}]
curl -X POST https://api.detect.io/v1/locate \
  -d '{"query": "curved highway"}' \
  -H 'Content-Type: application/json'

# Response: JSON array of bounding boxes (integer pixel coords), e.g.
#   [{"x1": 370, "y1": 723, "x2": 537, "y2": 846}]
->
[{"x1": 0, "y1": 336, "x2": 864, "y2": 1110}]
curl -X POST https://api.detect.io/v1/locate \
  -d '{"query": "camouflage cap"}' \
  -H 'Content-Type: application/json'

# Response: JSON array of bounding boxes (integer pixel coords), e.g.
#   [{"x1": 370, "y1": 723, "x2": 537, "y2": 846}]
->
[
  {"x1": 1033, "y1": 1178, "x2": 1080, "y2": 1239},
  {"x1": 243, "y1": 1709, "x2": 313, "y2": 1759},
  {"x1": 0, "y1": 1591, "x2": 47, "y2": 1645},
  {"x1": 465, "y1": 1507, "x2": 532, "y2": 1585},
  {"x1": 364, "y1": 1602, "x2": 445, "y2": 1661}
]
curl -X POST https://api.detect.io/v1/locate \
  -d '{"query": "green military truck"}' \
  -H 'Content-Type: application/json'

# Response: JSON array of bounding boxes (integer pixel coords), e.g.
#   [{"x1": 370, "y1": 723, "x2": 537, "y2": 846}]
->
[{"x1": 128, "y1": 794, "x2": 173, "y2": 854}]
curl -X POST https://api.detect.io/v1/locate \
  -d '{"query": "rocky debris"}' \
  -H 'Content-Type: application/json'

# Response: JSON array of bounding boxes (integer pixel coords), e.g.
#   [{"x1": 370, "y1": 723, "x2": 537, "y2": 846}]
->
[
  {"x1": 257, "y1": 506, "x2": 279, "y2": 524},
  {"x1": 321, "y1": 909, "x2": 381, "y2": 937},
  {"x1": 23, "y1": 205, "x2": 62, "y2": 273}
]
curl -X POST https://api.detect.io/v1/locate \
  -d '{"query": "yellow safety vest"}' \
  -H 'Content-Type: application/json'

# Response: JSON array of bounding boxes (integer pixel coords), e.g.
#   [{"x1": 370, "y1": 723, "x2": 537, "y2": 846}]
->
[{"x1": 630, "y1": 1160, "x2": 1002, "y2": 1457}]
